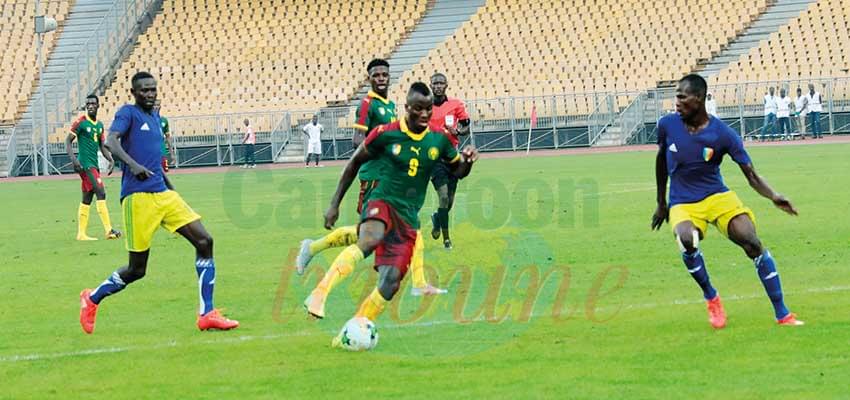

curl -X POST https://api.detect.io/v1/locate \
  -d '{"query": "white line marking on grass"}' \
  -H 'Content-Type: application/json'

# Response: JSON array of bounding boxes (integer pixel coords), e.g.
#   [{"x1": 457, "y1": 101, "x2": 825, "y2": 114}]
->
[{"x1": 3, "y1": 285, "x2": 848, "y2": 363}]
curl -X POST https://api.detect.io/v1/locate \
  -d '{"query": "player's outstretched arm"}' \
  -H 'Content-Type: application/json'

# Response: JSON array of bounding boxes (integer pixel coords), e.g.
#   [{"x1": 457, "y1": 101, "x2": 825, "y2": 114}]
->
[
  {"x1": 324, "y1": 143, "x2": 371, "y2": 229},
  {"x1": 65, "y1": 133, "x2": 82, "y2": 173},
  {"x1": 449, "y1": 145, "x2": 479, "y2": 179},
  {"x1": 739, "y1": 163, "x2": 798, "y2": 215},
  {"x1": 105, "y1": 130, "x2": 154, "y2": 180},
  {"x1": 651, "y1": 146, "x2": 669, "y2": 230}
]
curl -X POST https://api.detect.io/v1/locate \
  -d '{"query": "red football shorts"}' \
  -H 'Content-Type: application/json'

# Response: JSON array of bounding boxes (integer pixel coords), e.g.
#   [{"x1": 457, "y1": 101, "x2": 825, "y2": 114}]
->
[
  {"x1": 79, "y1": 167, "x2": 103, "y2": 192},
  {"x1": 360, "y1": 199, "x2": 417, "y2": 275}
]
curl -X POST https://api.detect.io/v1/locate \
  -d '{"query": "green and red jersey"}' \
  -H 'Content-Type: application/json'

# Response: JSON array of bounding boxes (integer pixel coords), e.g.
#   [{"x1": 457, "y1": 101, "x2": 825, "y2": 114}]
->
[
  {"x1": 363, "y1": 119, "x2": 460, "y2": 228},
  {"x1": 354, "y1": 90, "x2": 397, "y2": 181},
  {"x1": 70, "y1": 115, "x2": 104, "y2": 169},
  {"x1": 159, "y1": 116, "x2": 170, "y2": 156}
]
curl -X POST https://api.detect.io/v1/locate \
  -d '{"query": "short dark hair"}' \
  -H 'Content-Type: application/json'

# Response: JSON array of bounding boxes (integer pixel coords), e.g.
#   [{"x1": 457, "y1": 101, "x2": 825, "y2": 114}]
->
[
  {"x1": 679, "y1": 74, "x2": 707, "y2": 99},
  {"x1": 131, "y1": 71, "x2": 155, "y2": 88},
  {"x1": 408, "y1": 82, "x2": 431, "y2": 98},
  {"x1": 430, "y1": 72, "x2": 447, "y2": 81},
  {"x1": 367, "y1": 58, "x2": 389, "y2": 72},
  {"x1": 85, "y1": 94, "x2": 99, "y2": 104}
]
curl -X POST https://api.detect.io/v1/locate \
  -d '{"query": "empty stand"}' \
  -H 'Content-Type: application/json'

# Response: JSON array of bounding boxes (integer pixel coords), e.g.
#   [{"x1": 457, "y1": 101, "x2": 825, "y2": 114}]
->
[
  {"x1": 393, "y1": 0, "x2": 766, "y2": 118},
  {"x1": 93, "y1": 0, "x2": 427, "y2": 137},
  {"x1": 710, "y1": 0, "x2": 850, "y2": 104},
  {"x1": 0, "y1": 0, "x2": 71, "y2": 124}
]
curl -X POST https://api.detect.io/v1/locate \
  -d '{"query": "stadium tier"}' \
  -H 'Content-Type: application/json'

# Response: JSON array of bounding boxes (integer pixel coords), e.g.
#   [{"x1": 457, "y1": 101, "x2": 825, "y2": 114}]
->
[
  {"x1": 710, "y1": 0, "x2": 850, "y2": 102},
  {"x1": 392, "y1": 0, "x2": 768, "y2": 119},
  {"x1": 35, "y1": 0, "x2": 850, "y2": 142},
  {"x1": 0, "y1": 0, "x2": 70, "y2": 124},
  {"x1": 95, "y1": 0, "x2": 428, "y2": 136}
]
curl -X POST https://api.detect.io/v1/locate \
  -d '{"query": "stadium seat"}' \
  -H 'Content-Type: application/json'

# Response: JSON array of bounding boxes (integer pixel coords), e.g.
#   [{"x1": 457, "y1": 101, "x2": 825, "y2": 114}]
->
[
  {"x1": 92, "y1": 0, "x2": 428, "y2": 137},
  {"x1": 710, "y1": 0, "x2": 850, "y2": 90},
  {"x1": 391, "y1": 0, "x2": 766, "y2": 118},
  {"x1": 0, "y1": 0, "x2": 70, "y2": 125}
]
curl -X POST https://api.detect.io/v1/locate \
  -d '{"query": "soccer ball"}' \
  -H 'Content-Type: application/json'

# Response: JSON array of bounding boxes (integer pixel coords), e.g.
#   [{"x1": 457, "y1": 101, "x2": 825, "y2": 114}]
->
[{"x1": 337, "y1": 317, "x2": 378, "y2": 351}]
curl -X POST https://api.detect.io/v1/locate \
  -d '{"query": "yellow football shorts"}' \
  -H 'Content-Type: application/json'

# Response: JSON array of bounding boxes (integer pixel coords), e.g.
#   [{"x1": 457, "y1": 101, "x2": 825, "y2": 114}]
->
[
  {"x1": 122, "y1": 190, "x2": 201, "y2": 252},
  {"x1": 669, "y1": 191, "x2": 755, "y2": 237}
]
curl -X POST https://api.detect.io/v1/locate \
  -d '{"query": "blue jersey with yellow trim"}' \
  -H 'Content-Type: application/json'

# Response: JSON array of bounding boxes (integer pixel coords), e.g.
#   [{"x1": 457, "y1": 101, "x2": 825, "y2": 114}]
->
[
  {"x1": 110, "y1": 104, "x2": 168, "y2": 198},
  {"x1": 657, "y1": 114, "x2": 751, "y2": 206}
]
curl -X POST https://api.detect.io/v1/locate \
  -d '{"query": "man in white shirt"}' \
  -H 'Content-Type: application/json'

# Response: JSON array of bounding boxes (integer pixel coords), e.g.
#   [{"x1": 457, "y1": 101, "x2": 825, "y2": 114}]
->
[
  {"x1": 805, "y1": 83, "x2": 824, "y2": 138},
  {"x1": 302, "y1": 115, "x2": 323, "y2": 167},
  {"x1": 705, "y1": 92, "x2": 718, "y2": 117},
  {"x1": 794, "y1": 87, "x2": 808, "y2": 138},
  {"x1": 775, "y1": 88, "x2": 792, "y2": 140},
  {"x1": 761, "y1": 87, "x2": 777, "y2": 141},
  {"x1": 241, "y1": 119, "x2": 256, "y2": 168}
]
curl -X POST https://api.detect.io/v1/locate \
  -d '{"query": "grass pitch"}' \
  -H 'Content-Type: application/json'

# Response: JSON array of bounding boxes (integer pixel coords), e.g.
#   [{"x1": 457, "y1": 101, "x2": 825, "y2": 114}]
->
[{"x1": 1, "y1": 143, "x2": 849, "y2": 399}]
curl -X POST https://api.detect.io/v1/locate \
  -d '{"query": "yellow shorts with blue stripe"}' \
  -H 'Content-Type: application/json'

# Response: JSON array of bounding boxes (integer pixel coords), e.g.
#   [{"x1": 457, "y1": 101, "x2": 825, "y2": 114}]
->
[
  {"x1": 122, "y1": 191, "x2": 201, "y2": 252},
  {"x1": 669, "y1": 191, "x2": 755, "y2": 237}
]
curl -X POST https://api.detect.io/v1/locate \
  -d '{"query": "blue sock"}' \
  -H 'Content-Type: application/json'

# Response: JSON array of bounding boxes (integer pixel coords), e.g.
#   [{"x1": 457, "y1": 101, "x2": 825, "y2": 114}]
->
[
  {"x1": 754, "y1": 250, "x2": 789, "y2": 320},
  {"x1": 196, "y1": 257, "x2": 215, "y2": 315},
  {"x1": 90, "y1": 271, "x2": 127, "y2": 304},
  {"x1": 683, "y1": 250, "x2": 717, "y2": 300}
]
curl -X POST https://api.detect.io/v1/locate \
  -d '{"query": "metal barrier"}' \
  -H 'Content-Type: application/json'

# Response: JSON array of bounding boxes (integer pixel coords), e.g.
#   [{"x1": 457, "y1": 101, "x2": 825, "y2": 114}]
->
[
  {"x1": 587, "y1": 94, "x2": 615, "y2": 146},
  {"x1": 9, "y1": 76, "x2": 850, "y2": 175},
  {"x1": 55, "y1": 0, "x2": 153, "y2": 122}
]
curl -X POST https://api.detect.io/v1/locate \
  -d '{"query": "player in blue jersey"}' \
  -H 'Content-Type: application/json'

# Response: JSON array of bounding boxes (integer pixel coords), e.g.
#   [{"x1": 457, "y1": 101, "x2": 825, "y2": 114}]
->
[
  {"x1": 652, "y1": 74, "x2": 803, "y2": 329},
  {"x1": 78, "y1": 71, "x2": 238, "y2": 334}
]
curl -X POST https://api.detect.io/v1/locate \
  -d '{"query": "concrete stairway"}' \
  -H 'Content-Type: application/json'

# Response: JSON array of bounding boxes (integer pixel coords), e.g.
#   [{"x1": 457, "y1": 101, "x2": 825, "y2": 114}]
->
[
  {"x1": 20, "y1": 0, "x2": 116, "y2": 124},
  {"x1": 696, "y1": 0, "x2": 816, "y2": 77},
  {"x1": 0, "y1": 132, "x2": 11, "y2": 177}
]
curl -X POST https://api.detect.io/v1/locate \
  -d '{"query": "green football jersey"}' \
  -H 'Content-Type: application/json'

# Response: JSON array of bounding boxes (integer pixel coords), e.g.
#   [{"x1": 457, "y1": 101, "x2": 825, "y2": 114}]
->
[
  {"x1": 160, "y1": 116, "x2": 170, "y2": 156},
  {"x1": 354, "y1": 90, "x2": 397, "y2": 181},
  {"x1": 363, "y1": 119, "x2": 460, "y2": 228},
  {"x1": 70, "y1": 115, "x2": 104, "y2": 169}
]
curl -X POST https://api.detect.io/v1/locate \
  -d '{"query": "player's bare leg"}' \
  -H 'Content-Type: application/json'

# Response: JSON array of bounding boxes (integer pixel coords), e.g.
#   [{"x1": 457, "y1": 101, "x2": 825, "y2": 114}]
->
[
  {"x1": 334, "y1": 263, "x2": 401, "y2": 348},
  {"x1": 726, "y1": 215, "x2": 802, "y2": 326},
  {"x1": 177, "y1": 220, "x2": 238, "y2": 330},
  {"x1": 305, "y1": 220, "x2": 383, "y2": 319}
]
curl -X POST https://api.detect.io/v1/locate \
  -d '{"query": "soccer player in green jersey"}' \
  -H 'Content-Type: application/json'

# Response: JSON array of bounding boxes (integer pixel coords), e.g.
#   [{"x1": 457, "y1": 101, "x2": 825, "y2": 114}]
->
[
  {"x1": 296, "y1": 59, "x2": 396, "y2": 276},
  {"x1": 153, "y1": 100, "x2": 174, "y2": 172},
  {"x1": 65, "y1": 94, "x2": 121, "y2": 241},
  {"x1": 320, "y1": 82, "x2": 477, "y2": 346}
]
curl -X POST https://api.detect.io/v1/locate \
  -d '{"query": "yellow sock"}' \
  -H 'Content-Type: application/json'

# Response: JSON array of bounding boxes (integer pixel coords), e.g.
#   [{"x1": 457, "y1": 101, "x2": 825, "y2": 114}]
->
[
  {"x1": 410, "y1": 231, "x2": 427, "y2": 289},
  {"x1": 356, "y1": 288, "x2": 388, "y2": 321},
  {"x1": 77, "y1": 203, "x2": 90, "y2": 237},
  {"x1": 315, "y1": 245, "x2": 364, "y2": 296},
  {"x1": 309, "y1": 225, "x2": 358, "y2": 255},
  {"x1": 95, "y1": 200, "x2": 113, "y2": 233}
]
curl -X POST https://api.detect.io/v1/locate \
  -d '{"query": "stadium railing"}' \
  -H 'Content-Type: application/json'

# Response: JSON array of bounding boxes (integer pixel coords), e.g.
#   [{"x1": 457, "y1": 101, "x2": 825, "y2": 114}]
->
[
  {"x1": 9, "y1": 76, "x2": 850, "y2": 176},
  {"x1": 53, "y1": 0, "x2": 153, "y2": 126}
]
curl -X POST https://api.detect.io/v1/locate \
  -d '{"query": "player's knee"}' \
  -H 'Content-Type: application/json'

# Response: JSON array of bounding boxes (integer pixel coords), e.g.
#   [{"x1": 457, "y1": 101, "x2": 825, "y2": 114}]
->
[
  {"x1": 676, "y1": 230, "x2": 699, "y2": 253},
  {"x1": 740, "y1": 236, "x2": 763, "y2": 258},
  {"x1": 438, "y1": 193, "x2": 450, "y2": 208},
  {"x1": 377, "y1": 267, "x2": 402, "y2": 299},
  {"x1": 196, "y1": 234, "x2": 213, "y2": 253},
  {"x1": 357, "y1": 228, "x2": 383, "y2": 253}
]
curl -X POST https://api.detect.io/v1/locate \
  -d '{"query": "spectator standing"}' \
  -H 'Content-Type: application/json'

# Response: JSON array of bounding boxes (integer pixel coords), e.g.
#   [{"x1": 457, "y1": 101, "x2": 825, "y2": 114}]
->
[
  {"x1": 302, "y1": 115, "x2": 323, "y2": 167},
  {"x1": 775, "y1": 88, "x2": 792, "y2": 140},
  {"x1": 761, "y1": 87, "x2": 777, "y2": 141},
  {"x1": 242, "y1": 119, "x2": 256, "y2": 168}
]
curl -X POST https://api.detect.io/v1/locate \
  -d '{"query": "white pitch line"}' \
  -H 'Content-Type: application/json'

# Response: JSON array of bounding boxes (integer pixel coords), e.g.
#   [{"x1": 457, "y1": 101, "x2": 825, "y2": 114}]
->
[{"x1": 2, "y1": 284, "x2": 848, "y2": 363}]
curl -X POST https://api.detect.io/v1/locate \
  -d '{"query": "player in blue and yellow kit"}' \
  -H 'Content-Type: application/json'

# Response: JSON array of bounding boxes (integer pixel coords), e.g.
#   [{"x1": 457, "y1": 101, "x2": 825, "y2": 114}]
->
[
  {"x1": 652, "y1": 74, "x2": 803, "y2": 329},
  {"x1": 78, "y1": 72, "x2": 238, "y2": 334}
]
